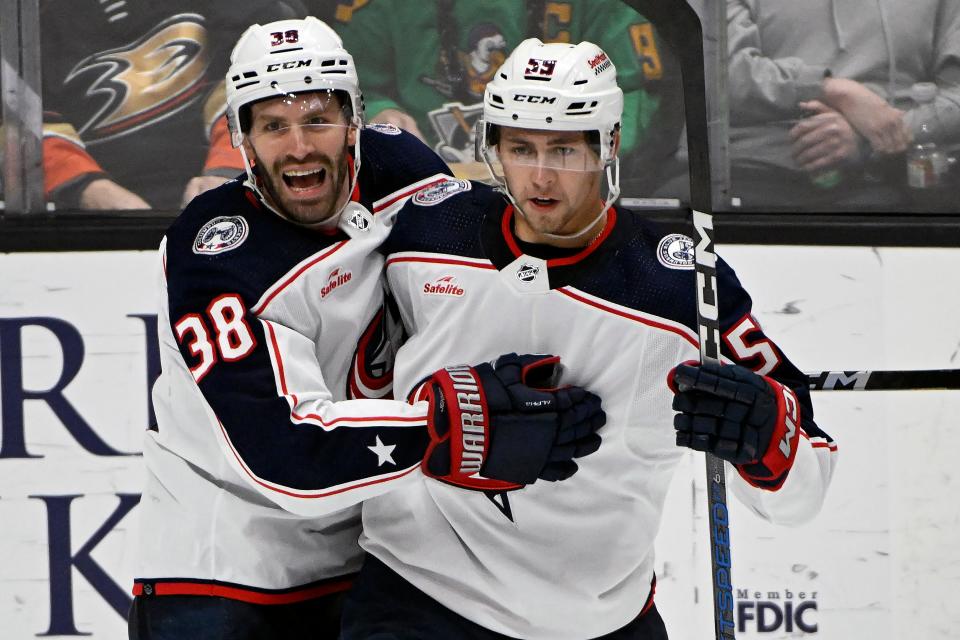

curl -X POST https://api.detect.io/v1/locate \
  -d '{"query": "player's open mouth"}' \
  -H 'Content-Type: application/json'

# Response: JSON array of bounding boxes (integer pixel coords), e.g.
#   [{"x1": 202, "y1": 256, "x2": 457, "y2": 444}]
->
[
  {"x1": 282, "y1": 168, "x2": 327, "y2": 192},
  {"x1": 528, "y1": 197, "x2": 558, "y2": 210}
]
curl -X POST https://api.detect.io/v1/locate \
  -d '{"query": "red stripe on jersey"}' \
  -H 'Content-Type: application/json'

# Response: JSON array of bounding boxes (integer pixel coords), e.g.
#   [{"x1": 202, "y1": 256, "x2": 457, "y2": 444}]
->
[
  {"x1": 288, "y1": 395, "x2": 424, "y2": 427},
  {"x1": 132, "y1": 577, "x2": 353, "y2": 604},
  {"x1": 349, "y1": 154, "x2": 360, "y2": 202},
  {"x1": 265, "y1": 321, "x2": 290, "y2": 395},
  {"x1": 640, "y1": 575, "x2": 657, "y2": 616},
  {"x1": 216, "y1": 417, "x2": 421, "y2": 498},
  {"x1": 802, "y1": 430, "x2": 838, "y2": 452},
  {"x1": 351, "y1": 308, "x2": 394, "y2": 394},
  {"x1": 557, "y1": 288, "x2": 698, "y2": 348},
  {"x1": 373, "y1": 176, "x2": 449, "y2": 213},
  {"x1": 548, "y1": 207, "x2": 616, "y2": 267},
  {"x1": 500, "y1": 205, "x2": 616, "y2": 267},
  {"x1": 252, "y1": 242, "x2": 349, "y2": 315},
  {"x1": 385, "y1": 256, "x2": 497, "y2": 270},
  {"x1": 264, "y1": 321, "x2": 423, "y2": 428}
]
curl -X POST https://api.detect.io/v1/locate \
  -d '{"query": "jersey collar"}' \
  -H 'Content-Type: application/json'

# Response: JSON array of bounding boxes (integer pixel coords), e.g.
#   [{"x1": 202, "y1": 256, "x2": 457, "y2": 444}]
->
[
  {"x1": 500, "y1": 203, "x2": 617, "y2": 268},
  {"x1": 480, "y1": 198, "x2": 621, "y2": 290}
]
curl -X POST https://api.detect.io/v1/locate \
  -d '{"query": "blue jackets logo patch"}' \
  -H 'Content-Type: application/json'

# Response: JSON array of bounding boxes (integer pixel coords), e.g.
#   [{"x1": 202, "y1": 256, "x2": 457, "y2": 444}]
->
[
  {"x1": 193, "y1": 216, "x2": 249, "y2": 255},
  {"x1": 413, "y1": 178, "x2": 471, "y2": 206},
  {"x1": 657, "y1": 233, "x2": 695, "y2": 270}
]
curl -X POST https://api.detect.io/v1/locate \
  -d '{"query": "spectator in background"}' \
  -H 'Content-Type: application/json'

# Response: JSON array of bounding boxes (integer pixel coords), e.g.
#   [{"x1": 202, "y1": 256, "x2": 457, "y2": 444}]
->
[
  {"x1": 727, "y1": 0, "x2": 960, "y2": 210},
  {"x1": 328, "y1": 0, "x2": 684, "y2": 194},
  {"x1": 39, "y1": 1, "x2": 303, "y2": 211}
]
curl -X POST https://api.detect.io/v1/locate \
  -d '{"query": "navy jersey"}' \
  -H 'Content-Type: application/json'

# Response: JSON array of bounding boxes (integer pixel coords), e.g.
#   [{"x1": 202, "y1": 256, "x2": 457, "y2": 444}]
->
[
  {"x1": 360, "y1": 178, "x2": 838, "y2": 639},
  {"x1": 133, "y1": 128, "x2": 449, "y2": 601}
]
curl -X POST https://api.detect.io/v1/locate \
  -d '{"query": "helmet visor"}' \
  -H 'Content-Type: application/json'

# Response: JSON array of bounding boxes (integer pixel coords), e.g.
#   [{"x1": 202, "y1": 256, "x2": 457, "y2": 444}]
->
[
  {"x1": 245, "y1": 89, "x2": 355, "y2": 146},
  {"x1": 480, "y1": 124, "x2": 605, "y2": 173}
]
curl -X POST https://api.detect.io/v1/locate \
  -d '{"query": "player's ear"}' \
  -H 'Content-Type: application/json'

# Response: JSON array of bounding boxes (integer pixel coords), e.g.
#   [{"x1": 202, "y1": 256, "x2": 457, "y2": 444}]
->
[
  {"x1": 241, "y1": 138, "x2": 256, "y2": 168},
  {"x1": 347, "y1": 123, "x2": 358, "y2": 147},
  {"x1": 611, "y1": 128, "x2": 621, "y2": 157}
]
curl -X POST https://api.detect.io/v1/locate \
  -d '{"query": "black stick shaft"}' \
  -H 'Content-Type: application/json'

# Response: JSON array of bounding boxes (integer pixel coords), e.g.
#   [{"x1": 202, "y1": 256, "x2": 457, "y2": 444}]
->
[
  {"x1": 692, "y1": 210, "x2": 736, "y2": 639},
  {"x1": 807, "y1": 369, "x2": 960, "y2": 391}
]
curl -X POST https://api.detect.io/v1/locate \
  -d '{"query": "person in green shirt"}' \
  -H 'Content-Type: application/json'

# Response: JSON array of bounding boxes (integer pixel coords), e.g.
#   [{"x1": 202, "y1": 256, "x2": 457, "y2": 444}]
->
[{"x1": 329, "y1": 0, "x2": 682, "y2": 194}]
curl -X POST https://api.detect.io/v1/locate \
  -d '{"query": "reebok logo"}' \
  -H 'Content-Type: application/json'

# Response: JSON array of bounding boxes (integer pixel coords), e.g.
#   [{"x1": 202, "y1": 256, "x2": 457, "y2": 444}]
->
[{"x1": 423, "y1": 276, "x2": 465, "y2": 297}]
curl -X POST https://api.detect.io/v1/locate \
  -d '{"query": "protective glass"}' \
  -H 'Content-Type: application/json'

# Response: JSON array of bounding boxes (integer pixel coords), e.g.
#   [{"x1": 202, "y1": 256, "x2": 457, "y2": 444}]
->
[
  {"x1": 479, "y1": 128, "x2": 604, "y2": 173},
  {"x1": 245, "y1": 89, "x2": 355, "y2": 145}
]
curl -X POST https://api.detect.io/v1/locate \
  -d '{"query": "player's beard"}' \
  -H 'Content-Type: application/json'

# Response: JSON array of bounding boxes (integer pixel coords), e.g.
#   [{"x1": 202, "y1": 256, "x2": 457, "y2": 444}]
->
[{"x1": 255, "y1": 138, "x2": 351, "y2": 228}]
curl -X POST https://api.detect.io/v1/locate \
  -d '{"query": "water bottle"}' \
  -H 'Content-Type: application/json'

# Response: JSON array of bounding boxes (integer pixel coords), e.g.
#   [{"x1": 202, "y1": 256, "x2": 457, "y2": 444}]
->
[
  {"x1": 800, "y1": 109, "x2": 843, "y2": 189},
  {"x1": 907, "y1": 82, "x2": 945, "y2": 189}
]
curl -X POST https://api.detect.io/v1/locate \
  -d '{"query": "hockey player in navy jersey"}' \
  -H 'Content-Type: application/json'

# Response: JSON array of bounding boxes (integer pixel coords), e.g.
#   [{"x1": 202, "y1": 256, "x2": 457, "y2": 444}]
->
[
  {"x1": 341, "y1": 39, "x2": 839, "y2": 639},
  {"x1": 128, "y1": 19, "x2": 605, "y2": 640}
]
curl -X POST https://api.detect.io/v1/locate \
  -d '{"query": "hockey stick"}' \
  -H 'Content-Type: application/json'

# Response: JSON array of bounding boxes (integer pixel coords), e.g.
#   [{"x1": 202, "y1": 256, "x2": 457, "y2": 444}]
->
[
  {"x1": 635, "y1": 2, "x2": 735, "y2": 637},
  {"x1": 807, "y1": 368, "x2": 960, "y2": 391},
  {"x1": 691, "y1": 211, "x2": 735, "y2": 640},
  {"x1": 627, "y1": 1, "x2": 734, "y2": 636}
]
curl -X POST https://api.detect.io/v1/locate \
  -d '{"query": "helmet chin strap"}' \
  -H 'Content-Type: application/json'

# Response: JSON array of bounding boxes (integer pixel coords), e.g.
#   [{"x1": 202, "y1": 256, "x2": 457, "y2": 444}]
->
[
  {"x1": 237, "y1": 118, "x2": 363, "y2": 228},
  {"x1": 490, "y1": 156, "x2": 621, "y2": 243}
]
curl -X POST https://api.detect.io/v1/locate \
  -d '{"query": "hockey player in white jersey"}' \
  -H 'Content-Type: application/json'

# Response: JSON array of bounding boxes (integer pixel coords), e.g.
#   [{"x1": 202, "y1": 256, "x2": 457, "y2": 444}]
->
[
  {"x1": 342, "y1": 39, "x2": 838, "y2": 639},
  {"x1": 128, "y1": 20, "x2": 605, "y2": 640}
]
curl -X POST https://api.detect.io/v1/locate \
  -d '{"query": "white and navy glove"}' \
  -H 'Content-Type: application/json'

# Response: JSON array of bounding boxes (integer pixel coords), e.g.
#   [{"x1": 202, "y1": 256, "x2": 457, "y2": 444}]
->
[
  {"x1": 412, "y1": 353, "x2": 605, "y2": 491},
  {"x1": 669, "y1": 361, "x2": 801, "y2": 490}
]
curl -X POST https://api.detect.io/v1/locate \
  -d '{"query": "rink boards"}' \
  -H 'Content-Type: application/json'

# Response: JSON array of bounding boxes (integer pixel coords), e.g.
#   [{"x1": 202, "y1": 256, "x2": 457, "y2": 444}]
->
[{"x1": 0, "y1": 245, "x2": 957, "y2": 639}]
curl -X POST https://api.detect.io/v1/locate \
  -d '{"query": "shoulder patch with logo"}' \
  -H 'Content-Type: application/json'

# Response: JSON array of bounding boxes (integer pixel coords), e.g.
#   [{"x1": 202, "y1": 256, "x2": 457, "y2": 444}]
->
[
  {"x1": 193, "y1": 216, "x2": 249, "y2": 255},
  {"x1": 366, "y1": 123, "x2": 402, "y2": 135},
  {"x1": 657, "y1": 233, "x2": 695, "y2": 270},
  {"x1": 412, "y1": 178, "x2": 471, "y2": 207}
]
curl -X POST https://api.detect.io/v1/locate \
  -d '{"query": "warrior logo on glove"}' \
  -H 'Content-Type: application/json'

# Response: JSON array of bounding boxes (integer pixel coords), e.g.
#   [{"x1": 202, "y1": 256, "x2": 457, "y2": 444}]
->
[{"x1": 413, "y1": 353, "x2": 606, "y2": 491}]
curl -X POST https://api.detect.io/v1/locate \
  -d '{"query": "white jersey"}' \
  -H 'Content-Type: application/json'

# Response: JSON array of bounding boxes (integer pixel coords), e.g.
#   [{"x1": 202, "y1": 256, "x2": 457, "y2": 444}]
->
[
  {"x1": 134, "y1": 128, "x2": 449, "y2": 602},
  {"x1": 361, "y1": 177, "x2": 838, "y2": 639}
]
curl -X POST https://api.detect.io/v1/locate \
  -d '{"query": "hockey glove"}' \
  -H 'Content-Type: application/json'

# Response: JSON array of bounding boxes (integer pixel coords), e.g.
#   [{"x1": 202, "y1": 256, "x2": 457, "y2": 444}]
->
[
  {"x1": 412, "y1": 353, "x2": 605, "y2": 491},
  {"x1": 669, "y1": 361, "x2": 801, "y2": 491}
]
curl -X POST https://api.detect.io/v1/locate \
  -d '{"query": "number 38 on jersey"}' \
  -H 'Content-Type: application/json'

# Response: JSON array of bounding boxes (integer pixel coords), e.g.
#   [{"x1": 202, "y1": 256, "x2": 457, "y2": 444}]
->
[{"x1": 173, "y1": 294, "x2": 257, "y2": 382}]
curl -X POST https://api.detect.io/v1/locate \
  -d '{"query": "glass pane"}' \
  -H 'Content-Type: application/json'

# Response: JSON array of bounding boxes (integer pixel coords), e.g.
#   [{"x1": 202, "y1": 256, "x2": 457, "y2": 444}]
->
[
  {"x1": 332, "y1": 0, "x2": 689, "y2": 207},
  {"x1": 32, "y1": 1, "x2": 694, "y2": 213},
  {"x1": 726, "y1": 0, "x2": 960, "y2": 213},
  {"x1": 38, "y1": 2, "x2": 311, "y2": 211}
]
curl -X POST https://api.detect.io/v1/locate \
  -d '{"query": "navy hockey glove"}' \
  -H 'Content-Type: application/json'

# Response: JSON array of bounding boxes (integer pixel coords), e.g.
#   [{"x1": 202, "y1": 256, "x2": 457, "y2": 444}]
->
[
  {"x1": 412, "y1": 353, "x2": 605, "y2": 491},
  {"x1": 669, "y1": 361, "x2": 801, "y2": 490}
]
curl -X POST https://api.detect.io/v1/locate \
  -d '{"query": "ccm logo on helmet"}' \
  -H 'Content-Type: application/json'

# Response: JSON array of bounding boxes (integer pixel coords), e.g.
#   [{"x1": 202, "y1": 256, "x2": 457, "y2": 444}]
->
[
  {"x1": 513, "y1": 94, "x2": 557, "y2": 104},
  {"x1": 266, "y1": 59, "x2": 311, "y2": 72}
]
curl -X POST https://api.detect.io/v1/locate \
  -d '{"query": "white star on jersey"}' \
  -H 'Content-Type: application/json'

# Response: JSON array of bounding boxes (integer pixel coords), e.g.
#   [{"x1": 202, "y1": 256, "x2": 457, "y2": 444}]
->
[{"x1": 368, "y1": 436, "x2": 397, "y2": 466}]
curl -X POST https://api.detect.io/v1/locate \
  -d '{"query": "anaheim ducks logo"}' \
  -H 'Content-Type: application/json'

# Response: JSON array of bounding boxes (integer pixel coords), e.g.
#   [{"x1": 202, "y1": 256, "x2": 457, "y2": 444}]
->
[{"x1": 65, "y1": 14, "x2": 209, "y2": 141}]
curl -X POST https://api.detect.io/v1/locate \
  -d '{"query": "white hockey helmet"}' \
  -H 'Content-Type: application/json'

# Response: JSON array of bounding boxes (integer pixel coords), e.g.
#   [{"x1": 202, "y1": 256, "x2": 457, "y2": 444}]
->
[
  {"x1": 477, "y1": 38, "x2": 624, "y2": 240},
  {"x1": 478, "y1": 38, "x2": 623, "y2": 167},
  {"x1": 225, "y1": 16, "x2": 363, "y2": 148}
]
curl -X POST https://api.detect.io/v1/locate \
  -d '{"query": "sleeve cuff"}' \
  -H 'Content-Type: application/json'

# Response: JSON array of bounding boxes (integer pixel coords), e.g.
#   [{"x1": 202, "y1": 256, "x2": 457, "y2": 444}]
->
[{"x1": 795, "y1": 65, "x2": 831, "y2": 103}]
